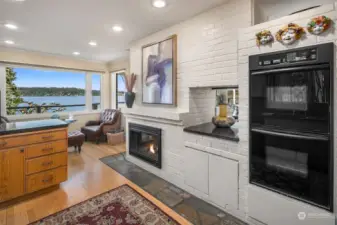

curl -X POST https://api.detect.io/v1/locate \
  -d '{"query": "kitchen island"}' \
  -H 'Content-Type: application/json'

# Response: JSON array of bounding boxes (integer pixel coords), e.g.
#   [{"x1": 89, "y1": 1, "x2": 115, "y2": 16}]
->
[{"x1": 0, "y1": 119, "x2": 68, "y2": 203}]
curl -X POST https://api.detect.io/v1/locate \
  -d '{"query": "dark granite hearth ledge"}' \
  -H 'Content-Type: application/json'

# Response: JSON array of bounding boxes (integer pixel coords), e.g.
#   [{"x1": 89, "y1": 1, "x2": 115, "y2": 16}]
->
[
  {"x1": 0, "y1": 119, "x2": 68, "y2": 135},
  {"x1": 184, "y1": 122, "x2": 239, "y2": 142}
]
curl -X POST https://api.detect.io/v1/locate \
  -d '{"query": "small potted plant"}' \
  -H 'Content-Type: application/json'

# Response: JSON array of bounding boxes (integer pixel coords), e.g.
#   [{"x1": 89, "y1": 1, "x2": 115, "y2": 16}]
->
[{"x1": 124, "y1": 73, "x2": 137, "y2": 108}]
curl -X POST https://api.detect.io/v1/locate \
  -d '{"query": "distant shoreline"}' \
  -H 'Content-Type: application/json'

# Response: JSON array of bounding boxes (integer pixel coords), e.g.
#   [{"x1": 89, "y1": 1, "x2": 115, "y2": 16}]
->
[{"x1": 18, "y1": 87, "x2": 101, "y2": 97}]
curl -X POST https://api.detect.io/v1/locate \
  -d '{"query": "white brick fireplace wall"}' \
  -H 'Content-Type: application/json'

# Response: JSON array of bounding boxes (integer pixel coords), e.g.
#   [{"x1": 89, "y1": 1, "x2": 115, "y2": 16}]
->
[
  {"x1": 124, "y1": 0, "x2": 253, "y2": 222},
  {"x1": 123, "y1": 1, "x2": 337, "y2": 224}
]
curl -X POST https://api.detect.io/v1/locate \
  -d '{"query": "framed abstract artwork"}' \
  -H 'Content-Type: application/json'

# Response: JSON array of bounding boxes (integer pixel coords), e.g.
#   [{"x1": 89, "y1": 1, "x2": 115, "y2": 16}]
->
[{"x1": 142, "y1": 35, "x2": 177, "y2": 105}]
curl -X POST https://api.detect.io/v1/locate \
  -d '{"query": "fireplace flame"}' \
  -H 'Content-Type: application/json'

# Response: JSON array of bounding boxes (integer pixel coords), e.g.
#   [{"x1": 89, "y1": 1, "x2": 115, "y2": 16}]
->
[{"x1": 149, "y1": 144, "x2": 156, "y2": 154}]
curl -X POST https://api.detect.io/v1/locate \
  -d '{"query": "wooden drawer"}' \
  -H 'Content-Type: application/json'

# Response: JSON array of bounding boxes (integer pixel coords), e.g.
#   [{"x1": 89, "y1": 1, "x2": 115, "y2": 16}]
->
[
  {"x1": 0, "y1": 136, "x2": 28, "y2": 150},
  {"x1": 0, "y1": 129, "x2": 67, "y2": 150},
  {"x1": 26, "y1": 166, "x2": 67, "y2": 193},
  {"x1": 25, "y1": 140, "x2": 67, "y2": 159},
  {"x1": 26, "y1": 152, "x2": 68, "y2": 175},
  {"x1": 33, "y1": 130, "x2": 67, "y2": 144}
]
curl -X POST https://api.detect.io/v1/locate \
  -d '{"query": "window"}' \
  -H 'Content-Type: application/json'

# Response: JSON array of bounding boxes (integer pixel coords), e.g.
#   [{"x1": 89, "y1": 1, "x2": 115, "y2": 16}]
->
[
  {"x1": 116, "y1": 72, "x2": 126, "y2": 109},
  {"x1": 215, "y1": 87, "x2": 239, "y2": 120},
  {"x1": 92, "y1": 74, "x2": 101, "y2": 110},
  {"x1": 2, "y1": 66, "x2": 102, "y2": 115}
]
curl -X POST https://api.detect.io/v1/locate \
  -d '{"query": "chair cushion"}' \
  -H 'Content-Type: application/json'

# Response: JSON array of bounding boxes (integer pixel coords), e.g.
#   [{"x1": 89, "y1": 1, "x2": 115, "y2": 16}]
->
[
  {"x1": 68, "y1": 131, "x2": 85, "y2": 147},
  {"x1": 82, "y1": 126, "x2": 100, "y2": 133},
  {"x1": 68, "y1": 130, "x2": 85, "y2": 138},
  {"x1": 100, "y1": 109, "x2": 117, "y2": 123}
]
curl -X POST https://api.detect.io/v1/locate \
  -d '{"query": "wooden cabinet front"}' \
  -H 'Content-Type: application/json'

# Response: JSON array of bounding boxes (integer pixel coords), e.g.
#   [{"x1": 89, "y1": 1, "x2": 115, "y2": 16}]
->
[
  {"x1": 25, "y1": 140, "x2": 67, "y2": 159},
  {"x1": 0, "y1": 136, "x2": 27, "y2": 150},
  {"x1": 33, "y1": 130, "x2": 67, "y2": 144},
  {"x1": 26, "y1": 166, "x2": 67, "y2": 193},
  {"x1": 0, "y1": 127, "x2": 68, "y2": 204},
  {"x1": 26, "y1": 152, "x2": 68, "y2": 175},
  {"x1": 0, "y1": 148, "x2": 25, "y2": 202},
  {"x1": 0, "y1": 129, "x2": 67, "y2": 150}
]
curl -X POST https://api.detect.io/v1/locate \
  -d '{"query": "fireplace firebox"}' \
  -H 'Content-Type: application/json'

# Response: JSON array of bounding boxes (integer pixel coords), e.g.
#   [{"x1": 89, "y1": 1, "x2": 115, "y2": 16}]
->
[{"x1": 128, "y1": 123, "x2": 162, "y2": 168}]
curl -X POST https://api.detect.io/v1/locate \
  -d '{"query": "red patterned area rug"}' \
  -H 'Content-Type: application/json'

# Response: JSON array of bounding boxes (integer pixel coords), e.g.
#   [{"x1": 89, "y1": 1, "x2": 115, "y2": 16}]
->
[{"x1": 29, "y1": 184, "x2": 180, "y2": 225}]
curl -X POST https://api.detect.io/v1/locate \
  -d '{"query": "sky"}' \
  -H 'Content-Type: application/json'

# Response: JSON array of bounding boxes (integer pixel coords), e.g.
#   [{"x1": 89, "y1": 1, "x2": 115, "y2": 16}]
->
[{"x1": 13, "y1": 68, "x2": 101, "y2": 90}]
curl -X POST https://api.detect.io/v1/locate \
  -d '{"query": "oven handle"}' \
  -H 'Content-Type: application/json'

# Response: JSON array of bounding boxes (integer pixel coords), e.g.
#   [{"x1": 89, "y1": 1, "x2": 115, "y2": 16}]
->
[
  {"x1": 251, "y1": 128, "x2": 329, "y2": 141},
  {"x1": 251, "y1": 64, "x2": 330, "y2": 75}
]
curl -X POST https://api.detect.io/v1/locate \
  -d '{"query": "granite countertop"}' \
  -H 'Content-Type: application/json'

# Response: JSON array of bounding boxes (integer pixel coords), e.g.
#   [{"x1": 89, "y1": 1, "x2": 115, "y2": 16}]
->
[
  {"x1": 0, "y1": 119, "x2": 68, "y2": 135},
  {"x1": 184, "y1": 122, "x2": 239, "y2": 142}
]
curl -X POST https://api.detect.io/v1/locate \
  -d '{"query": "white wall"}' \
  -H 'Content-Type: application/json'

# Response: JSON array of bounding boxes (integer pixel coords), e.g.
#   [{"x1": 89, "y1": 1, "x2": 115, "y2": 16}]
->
[
  {"x1": 129, "y1": 0, "x2": 253, "y2": 117},
  {"x1": 0, "y1": 47, "x2": 106, "y2": 72},
  {"x1": 239, "y1": 2, "x2": 337, "y2": 224},
  {"x1": 254, "y1": 0, "x2": 336, "y2": 24},
  {"x1": 124, "y1": 0, "x2": 337, "y2": 224},
  {"x1": 107, "y1": 58, "x2": 129, "y2": 74},
  {"x1": 125, "y1": 0, "x2": 253, "y2": 222}
]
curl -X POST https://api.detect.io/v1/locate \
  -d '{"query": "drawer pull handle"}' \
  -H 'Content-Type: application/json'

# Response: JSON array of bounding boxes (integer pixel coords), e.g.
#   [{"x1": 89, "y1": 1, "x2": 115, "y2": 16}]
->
[
  {"x1": 42, "y1": 161, "x2": 53, "y2": 166},
  {"x1": 42, "y1": 176, "x2": 54, "y2": 183},
  {"x1": 42, "y1": 136, "x2": 54, "y2": 140},
  {"x1": 42, "y1": 148, "x2": 53, "y2": 152},
  {"x1": 0, "y1": 141, "x2": 7, "y2": 147}
]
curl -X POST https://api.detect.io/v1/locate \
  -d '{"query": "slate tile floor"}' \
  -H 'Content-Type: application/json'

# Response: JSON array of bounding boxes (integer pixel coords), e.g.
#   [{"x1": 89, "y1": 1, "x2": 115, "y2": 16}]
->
[{"x1": 100, "y1": 153, "x2": 247, "y2": 225}]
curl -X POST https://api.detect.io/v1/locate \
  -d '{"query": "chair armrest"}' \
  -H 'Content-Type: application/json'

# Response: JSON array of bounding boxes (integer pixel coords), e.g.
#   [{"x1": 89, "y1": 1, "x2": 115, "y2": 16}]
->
[
  {"x1": 85, "y1": 120, "x2": 100, "y2": 126},
  {"x1": 99, "y1": 121, "x2": 114, "y2": 130}
]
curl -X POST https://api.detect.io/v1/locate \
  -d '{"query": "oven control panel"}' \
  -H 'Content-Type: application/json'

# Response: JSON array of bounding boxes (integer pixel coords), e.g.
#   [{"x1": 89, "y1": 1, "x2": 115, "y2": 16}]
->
[{"x1": 258, "y1": 48, "x2": 317, "y2": 66}]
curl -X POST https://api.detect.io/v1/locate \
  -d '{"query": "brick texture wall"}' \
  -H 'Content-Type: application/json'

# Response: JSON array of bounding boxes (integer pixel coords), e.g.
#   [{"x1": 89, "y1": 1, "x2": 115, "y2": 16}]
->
[
  {"x1": 238, "y1": 2, "x2": 337, "y2": 223},
  {"x1": 127, "y1": 0, "x2": 253, "y2": 221},
  {"x1": 127, "y1": 1, "x2": 337, "y2": 224},
  {"x1": 130, "y1": 0, "x2": 253, "y2": 114}
]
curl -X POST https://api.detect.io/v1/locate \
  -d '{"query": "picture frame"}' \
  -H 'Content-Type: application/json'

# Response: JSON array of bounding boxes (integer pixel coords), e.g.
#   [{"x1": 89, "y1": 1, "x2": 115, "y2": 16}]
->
[{"x1": 141, "y1": 34, "x2": 177, "y2": 106}]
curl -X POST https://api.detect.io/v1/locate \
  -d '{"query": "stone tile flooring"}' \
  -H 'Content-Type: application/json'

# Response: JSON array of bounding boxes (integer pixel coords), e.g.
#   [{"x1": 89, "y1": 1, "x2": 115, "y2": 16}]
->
[{"x1": 100, "y1": 153, "x2": 247, "y2": 225}]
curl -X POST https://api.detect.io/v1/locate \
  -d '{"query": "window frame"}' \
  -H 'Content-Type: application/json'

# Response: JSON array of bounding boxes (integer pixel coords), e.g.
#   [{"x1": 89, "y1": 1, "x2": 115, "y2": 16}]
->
[
  {"x1": 0, "y1": 63, "x2": 104, "y2": 119},
  {"x1": 116, "y1": 72, "x2": 126, "y2": 109},
  {"x1": 91, "y1": 73, "x2": 103, "y2": 111}
]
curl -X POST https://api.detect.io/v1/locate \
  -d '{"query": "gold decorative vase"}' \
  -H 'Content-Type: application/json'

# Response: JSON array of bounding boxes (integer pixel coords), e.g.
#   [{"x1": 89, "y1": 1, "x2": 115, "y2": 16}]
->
[{"x1": 212, "y1": 104, "x2": 235, "y2": 128}]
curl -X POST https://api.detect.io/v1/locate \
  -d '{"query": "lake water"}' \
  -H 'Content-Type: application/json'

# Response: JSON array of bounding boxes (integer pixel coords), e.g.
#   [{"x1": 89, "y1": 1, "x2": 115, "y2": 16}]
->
[
  {"x1": 20, "y1": 96, "x2": 101, "y2": 112},
  {"x1": 18, "y1": 95, "x2": 125, "y2": 113}
]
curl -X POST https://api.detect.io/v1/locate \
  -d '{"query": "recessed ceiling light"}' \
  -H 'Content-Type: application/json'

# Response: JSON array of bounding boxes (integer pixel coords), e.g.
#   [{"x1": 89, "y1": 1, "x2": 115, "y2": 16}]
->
[
  {"x1": 73, "y1": 51, "x2": 80, "y2": 55},
  {"x1": 89, "y1": 41, "x2": 97, "y2": 46},
  {"x1": 4, "y1": 23, "x2": 18, "y2": 30},
  {"x1": 4, "y1": 40, "x2": 14, "y2": 45},
  {"x1": 112, "y1": 25, "x2": 123, "y2": 32},
  {"x1": 152, "y1": 0, "x2": 166, "y2": 8}
]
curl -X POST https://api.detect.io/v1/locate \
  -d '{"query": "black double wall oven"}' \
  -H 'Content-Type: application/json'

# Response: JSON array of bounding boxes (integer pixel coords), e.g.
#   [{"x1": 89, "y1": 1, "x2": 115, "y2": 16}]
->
[{"x1": 249, "y1": 43, "x2": 334, "y2": 211}]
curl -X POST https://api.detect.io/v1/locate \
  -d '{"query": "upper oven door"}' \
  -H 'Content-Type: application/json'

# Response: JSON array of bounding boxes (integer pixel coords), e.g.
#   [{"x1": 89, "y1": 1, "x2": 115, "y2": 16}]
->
[{"x1": 250, "y1": 64, "x2": 331, "y2": 133}]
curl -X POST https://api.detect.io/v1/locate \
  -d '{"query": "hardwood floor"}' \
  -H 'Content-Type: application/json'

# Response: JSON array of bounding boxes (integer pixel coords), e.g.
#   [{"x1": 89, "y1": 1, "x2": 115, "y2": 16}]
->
[{"x1": 0, "y1": 142, "x2": 191, "y2": 225}]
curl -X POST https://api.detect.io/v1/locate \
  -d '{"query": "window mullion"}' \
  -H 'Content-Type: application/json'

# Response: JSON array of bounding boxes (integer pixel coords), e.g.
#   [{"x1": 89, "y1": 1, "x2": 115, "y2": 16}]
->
[
  {"x1": 86, "y1": 73, "x2": 92, "y2": 111},
  {"x1": 100, "y1": 73, "x2": 104, "y2": 110}
]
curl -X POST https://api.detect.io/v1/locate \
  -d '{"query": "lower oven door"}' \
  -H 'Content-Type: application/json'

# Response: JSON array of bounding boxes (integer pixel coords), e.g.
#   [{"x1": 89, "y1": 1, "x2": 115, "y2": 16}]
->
[{"x1": 250, "y1": 129, "x2": 332, "y2": 211}]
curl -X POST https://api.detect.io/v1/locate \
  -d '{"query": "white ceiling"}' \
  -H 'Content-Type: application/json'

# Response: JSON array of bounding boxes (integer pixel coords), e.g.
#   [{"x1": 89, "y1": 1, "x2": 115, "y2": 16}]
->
[{"x1": 0, "y1": 0, "x2": 227, "y2": 62}]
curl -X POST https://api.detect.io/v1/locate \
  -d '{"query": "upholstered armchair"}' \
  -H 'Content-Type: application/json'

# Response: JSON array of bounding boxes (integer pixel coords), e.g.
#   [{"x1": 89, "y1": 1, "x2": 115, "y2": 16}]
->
[{"x1": 81, "y1": 109, "x2": 121, "y2": 144}]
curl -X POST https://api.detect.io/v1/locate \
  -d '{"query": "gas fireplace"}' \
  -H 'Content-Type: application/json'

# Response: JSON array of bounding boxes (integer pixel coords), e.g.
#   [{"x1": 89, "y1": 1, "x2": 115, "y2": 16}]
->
[{"x1": 128, "y1": 123, "x2": 162, "y2": 168}]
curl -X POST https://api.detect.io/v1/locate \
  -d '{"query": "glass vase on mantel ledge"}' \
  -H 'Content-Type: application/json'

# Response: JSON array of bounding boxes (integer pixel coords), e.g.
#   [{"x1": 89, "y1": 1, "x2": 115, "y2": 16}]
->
[{"x1": 212, "y1": 91, "x2": 236, "y2": 128}]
